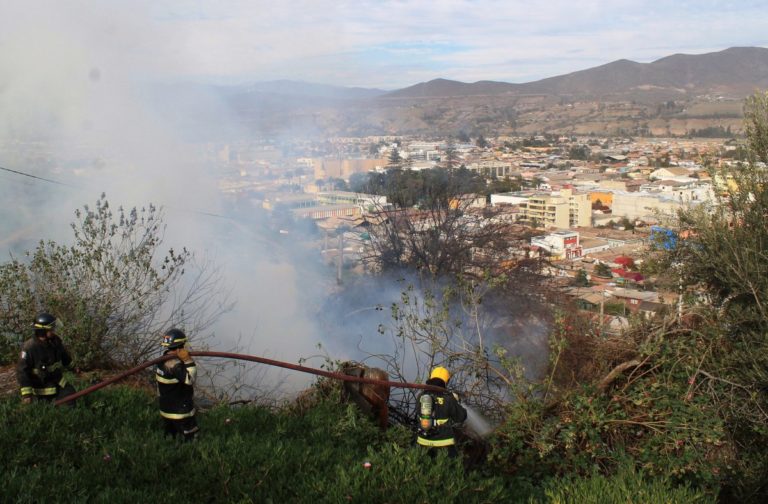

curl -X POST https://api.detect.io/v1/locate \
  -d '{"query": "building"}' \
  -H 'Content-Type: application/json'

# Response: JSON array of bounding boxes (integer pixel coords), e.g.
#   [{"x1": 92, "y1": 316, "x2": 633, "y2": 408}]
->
[
  {"x1": 531, "y1": 230, "x2": 582, "y2": 259},
  {"x1": 449, "y1": 194, "x2": 487, "y2": 209},
  {"x1": 466, "y1": 160, "x2": 515, "y2": 178},
  {"x1": 649, "y1": 167, "x2": 691, "y2": 180},
  {"x1": 518, "y1": 188, "x2": 591, "y2": 228},
  {"x1": 490, "y1": 191, "x2": 534, "y2": 206},
  {"x1": 611, "y1": 187, "x2": 710, "y2": 221},
  {"x1": 565, "y1": 188, "x2": 592, "y2": 227},
  {"x1": 312, "y1": 158, "x2": 387, "y2": 180},
  {"x1": 263, "y1": 191, "x2": 387, "y2": 220},
  {"x1": 293, "y1": 204, "x2": 362, "y2": 220},
  {"x1": 522, "y1": 193, "x2": 570, "y2": 228},
  {"x1": 608, "y1": 287, "x2": 660, "y2": 313},
  {"x1": 317, "y1": 191, "x2": 388, "y2": 212}
]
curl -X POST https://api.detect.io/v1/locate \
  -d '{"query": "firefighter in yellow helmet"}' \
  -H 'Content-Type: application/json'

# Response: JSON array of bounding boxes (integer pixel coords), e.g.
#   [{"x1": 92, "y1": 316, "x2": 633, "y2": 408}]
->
[
  {"x1": 155, "y1": 329, "x2": 199, "y2": 441},
  {"x1": 416, "y1": 366, "x2": 467, "y2": 458},
  {"x1": 16, "y1": 312, "x2": 76, "y2": 404}
]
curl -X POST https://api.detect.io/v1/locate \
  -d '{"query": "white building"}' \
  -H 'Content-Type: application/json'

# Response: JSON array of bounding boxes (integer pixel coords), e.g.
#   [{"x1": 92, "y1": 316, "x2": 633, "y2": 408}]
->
[
  {"x1": 467, "y1": 160, "x2": 515, "y2": 178},
  {"x1": 611, "y1": 183, "x2": 713, "y2": 221},
  {"x1": 531, "y1": 230, "x2": 582, "y2": 260},
  {"x1": 490, "y1": 191, "x2": 533, "y2": 206}
]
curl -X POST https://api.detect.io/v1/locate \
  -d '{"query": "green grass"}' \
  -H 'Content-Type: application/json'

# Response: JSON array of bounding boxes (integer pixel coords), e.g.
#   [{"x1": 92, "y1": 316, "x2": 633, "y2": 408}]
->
[{"x1": 0, "y1": 387, "x2": 711, "y2": 503}]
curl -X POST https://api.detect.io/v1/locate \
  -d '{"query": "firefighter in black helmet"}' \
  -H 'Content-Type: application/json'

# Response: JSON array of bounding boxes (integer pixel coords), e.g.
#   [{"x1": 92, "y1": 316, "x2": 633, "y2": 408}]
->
[
  {"x1": 16, "y1": 312, "x2": 76, "y2": 404},
  {"x1": 155, "y1": 328, "x2": 199, "y2": 441},
  {"x1": 416, "y1": 366, "x2": 467, "y2": 458}
]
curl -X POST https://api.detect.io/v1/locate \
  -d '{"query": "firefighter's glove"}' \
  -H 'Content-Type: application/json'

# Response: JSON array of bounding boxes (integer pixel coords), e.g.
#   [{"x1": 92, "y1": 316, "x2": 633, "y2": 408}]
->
[
  {"x1": 176, "y1": 348, "x2": 192, "y2": 363},
  {"x1": 21, "y1": 396, "x2": 33, "y2": 405}
]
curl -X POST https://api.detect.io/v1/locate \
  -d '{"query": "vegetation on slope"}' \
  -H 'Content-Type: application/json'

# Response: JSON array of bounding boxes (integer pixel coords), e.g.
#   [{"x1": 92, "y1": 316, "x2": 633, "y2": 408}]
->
[{"x1": 0, "y1": 386, "x2": 708, "y2": 503}]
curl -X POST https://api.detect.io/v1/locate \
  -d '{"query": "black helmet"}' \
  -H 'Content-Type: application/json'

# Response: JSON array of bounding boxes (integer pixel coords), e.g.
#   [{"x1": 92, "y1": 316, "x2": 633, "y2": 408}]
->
[
  {"x1": 33, "y1": 312, "x2": 57, "y2": 332},
  {"x1": 161, "y1": 328, "x2": 187, "y2": 349}
]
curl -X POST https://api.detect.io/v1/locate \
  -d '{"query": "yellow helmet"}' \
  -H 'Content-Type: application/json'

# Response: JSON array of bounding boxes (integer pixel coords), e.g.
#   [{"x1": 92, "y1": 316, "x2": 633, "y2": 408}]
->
[{"x1": 429, "y1": 366, "x2": 450, "y2": 383}]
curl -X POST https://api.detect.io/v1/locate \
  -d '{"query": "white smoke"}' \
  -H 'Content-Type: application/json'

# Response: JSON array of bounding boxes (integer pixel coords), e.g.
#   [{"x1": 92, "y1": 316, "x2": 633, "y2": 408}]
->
[
  {"x1": 0, "y1": 1, "x2": 328, "y2": 395},
  {"x1": 0, "y1": 1, "x2": 551, "y2": 401}
]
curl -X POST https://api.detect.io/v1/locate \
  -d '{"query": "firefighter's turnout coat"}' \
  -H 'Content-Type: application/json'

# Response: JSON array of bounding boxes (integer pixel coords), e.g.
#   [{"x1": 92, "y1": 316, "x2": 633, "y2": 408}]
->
[
  {"x1": 155, "y1": 352, "x2": 197, "y2": 420},
  {"x1": 16, "y1": 336, "x2": 72, "y2": 399},
  {"x1": 416, "y1": 388, "x2": 467, "y2": 448}
]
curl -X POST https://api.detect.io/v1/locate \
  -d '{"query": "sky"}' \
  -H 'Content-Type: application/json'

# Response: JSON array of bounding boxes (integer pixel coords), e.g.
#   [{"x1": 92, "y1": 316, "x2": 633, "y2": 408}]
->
[{"x1": 2, "y1": 0, "x2": 766, "y2": 90}]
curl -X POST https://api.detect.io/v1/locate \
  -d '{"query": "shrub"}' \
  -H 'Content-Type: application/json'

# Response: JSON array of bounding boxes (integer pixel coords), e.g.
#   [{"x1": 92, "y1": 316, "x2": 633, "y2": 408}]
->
[
  {"x1": 0, "y1": 195, "x2": 229, "y2": 369},
  {"x1": 536, "y1": 463, "x2": 713, "y2": 503}
]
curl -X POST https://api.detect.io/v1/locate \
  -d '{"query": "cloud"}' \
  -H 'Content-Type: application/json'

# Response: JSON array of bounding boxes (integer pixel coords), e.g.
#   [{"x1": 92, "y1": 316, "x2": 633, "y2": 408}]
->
[{"x1": 3, "y1": 0, "x2": 765, "y2": 89}]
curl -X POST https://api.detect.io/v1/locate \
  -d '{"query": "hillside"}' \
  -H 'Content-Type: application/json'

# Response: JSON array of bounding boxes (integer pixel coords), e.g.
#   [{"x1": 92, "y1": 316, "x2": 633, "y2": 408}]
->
[
  {"x1": 212, "y1": 47, "x2": 766, "y2": 138},
  {"x1": 385, "y1": 78, "x2": 519, "y2": 98},
  {"x1": 0, "y1": 386, "x2": 710, "y2": 502},
  {"x1": 386, "y1": 47, "x2": 768, "y2": 99}
]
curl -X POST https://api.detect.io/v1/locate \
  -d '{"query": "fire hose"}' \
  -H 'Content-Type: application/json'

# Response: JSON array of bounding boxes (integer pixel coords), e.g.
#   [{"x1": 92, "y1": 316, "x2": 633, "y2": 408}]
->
[{"x1": 54, "y1": 350, "x2": 444, "y2": 407}]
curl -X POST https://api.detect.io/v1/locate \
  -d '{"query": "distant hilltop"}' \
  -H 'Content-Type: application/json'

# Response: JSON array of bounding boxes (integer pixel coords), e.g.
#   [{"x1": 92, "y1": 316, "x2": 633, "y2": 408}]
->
[
  {"x1": 154, "y1": 47, "x2": 768, "y2": 138},
  {"x1": 385, "y1": 47, "x2": 768, "y2": 99}
]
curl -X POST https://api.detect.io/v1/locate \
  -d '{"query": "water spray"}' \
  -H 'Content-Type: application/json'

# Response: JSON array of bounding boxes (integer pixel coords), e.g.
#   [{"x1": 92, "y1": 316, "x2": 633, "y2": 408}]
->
[{"x1": 463, "y1": 404, "x2": 495, "y2": 438}]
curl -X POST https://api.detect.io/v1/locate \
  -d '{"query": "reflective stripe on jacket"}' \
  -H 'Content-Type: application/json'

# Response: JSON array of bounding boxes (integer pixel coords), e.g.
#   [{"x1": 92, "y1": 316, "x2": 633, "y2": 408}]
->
[
  {"x1": 416, "y1": 389, "x2": 467, "y2": 448},
  {"x1": 156, "y1": 354, "x2": 197, "y2": 419},
  {"x1": 16, "y1": 336, "x2": 72, "y2": 397}
]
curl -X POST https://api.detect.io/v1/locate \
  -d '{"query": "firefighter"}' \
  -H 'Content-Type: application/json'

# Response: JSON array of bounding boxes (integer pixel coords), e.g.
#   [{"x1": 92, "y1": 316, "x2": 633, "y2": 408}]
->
[
  {"x1": 416, "y1": 366, "x2": 467, "y2": 458},
  {"x1": 16, "y1": 312, "x2": 76, "y2": 404},
  {"x1": 155, "y1": 328, "x2": 199, "y2": 441}
]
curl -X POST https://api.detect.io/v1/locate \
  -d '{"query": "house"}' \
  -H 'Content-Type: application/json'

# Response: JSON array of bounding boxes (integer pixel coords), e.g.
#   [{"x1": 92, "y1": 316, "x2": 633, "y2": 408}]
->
[
  {"x1": 649, "y1": 167, "x2": 690, "y2": 180},
  {"x1": 576, "y1": 291, "x2": 607, "y2": 310},
  {"x1": 608, "y1": 287, "x2": 659, "y2": 313},
  {"x1": 638, "y1": 301, "x2": 668, "y2": 319},
  {"x1": 531, "y1": 230, "x2": 582, "y2": 260}
]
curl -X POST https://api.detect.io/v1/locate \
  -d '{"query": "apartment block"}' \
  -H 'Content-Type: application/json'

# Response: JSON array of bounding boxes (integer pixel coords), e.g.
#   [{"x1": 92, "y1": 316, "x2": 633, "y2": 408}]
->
[{"x1": 518, "y1": 188, "x2": 591, "y2": 229}]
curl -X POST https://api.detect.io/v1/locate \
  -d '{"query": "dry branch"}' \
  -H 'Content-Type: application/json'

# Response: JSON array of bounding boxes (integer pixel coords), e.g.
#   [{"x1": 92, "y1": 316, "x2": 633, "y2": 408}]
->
[{"x1": 597, "y1": 359, "x2": 643, "y2": 392}]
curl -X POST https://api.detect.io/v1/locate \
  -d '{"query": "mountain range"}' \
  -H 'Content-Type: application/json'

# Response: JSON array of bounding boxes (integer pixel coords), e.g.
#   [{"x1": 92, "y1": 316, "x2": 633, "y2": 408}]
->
[
  {"x1": 159, "y1": 47, "x2": 768, "y2": 139},
  {"x1": 386, "y1": 46, "x2": 768, "y2": 99}
]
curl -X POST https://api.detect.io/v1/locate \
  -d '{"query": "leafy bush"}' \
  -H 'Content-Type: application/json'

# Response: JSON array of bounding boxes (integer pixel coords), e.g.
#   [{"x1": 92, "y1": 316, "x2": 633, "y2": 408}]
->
[
  {"x1": 0, "y1": 195, "x2": 228, "y2": 368},
  {"x1": 536, "y1": 464, "x2": 713, "y2": 503},
  {"x1": 489, "y1": 313, "x2": 732, "y2": 499}
]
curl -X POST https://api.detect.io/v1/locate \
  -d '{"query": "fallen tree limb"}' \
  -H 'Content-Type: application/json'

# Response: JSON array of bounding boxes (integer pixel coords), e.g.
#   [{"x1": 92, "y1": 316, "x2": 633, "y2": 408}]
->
[{"x1": 598, "y1": 359, "x2": 642, "y2": 392}]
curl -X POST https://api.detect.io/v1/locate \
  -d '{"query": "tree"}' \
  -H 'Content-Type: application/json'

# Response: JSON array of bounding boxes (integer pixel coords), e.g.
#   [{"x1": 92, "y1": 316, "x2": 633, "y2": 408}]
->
[
  {"x1": 357, "y1": 165, "x2": 532, "y2": 276},
  {"x1": 387, "y1": 147, "x2": 402, "y2": 169},
  {"x1": 328, "y1": 177, "x2": 349, "y2": 191},
  {"x1": 593, "y1": 262, "x2": 612, "y2": 278},
  {"x1": 487, "y1": 176, "x2": 520, "y2": 195},
  {"x1": 371, "y1": 276, "x2": 549, "y2": 419},
  {"x1": 0, "y1": 195, "x2": 230, "y2": 368},
  {"x1": 670, "y1": 92, "x2": 768, "y2": 336},
  {"x1": 656, "y1": 91, "x2": 768, "y2": 498},
  {"x1": 573, "y1": 269, "x2": 590, "y2": 287},
  {"x1": 368, "y1": 142, "x2": 384, "y2": 156},
  {"x1": 348, "y1": 172, "x2": 370, "y2": 193},
  {"x1": 442, "y1": 138, "x2": 459, "y2": 170},
  {"x1": 568, "y1": 145, "x2": 591, "y2": 161},
  {"x1": 617, "y1": 217, "x2": 635, "y2": 231}
]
